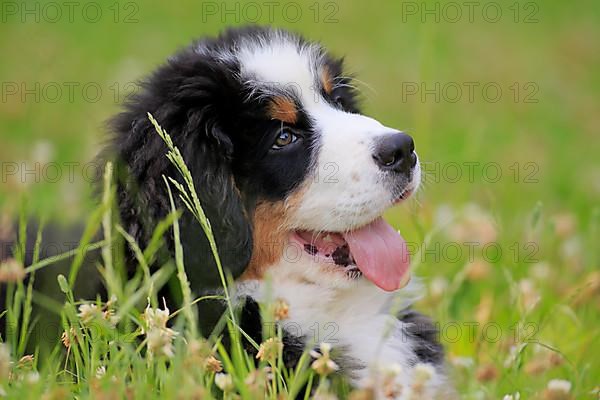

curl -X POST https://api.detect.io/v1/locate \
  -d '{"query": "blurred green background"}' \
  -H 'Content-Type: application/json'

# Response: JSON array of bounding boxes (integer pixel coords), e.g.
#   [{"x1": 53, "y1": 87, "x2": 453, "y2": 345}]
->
[{"x1": 1, "y1": 0, "x2": 599, "y2": 397}]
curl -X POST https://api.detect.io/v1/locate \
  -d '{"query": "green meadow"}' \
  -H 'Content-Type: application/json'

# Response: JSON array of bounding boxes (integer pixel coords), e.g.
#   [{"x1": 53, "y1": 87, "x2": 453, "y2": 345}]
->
[{"x1": 0, "y1": 0, "x2": 598, "y2": 398}]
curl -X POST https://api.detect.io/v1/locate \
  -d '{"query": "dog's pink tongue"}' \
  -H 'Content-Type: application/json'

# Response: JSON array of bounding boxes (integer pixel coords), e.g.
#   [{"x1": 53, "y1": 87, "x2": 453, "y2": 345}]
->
[{"x1": 343, "y1": 218, "x2": 410, "y2": 292}]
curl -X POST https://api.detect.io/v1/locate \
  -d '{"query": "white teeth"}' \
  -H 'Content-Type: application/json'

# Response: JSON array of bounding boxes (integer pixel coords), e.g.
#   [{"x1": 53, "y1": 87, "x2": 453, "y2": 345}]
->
[
  {"x1": 347, "y1": 270, "x2": 362, "y2": 280},
  {"x1": 322, "y1": 234, "x2": 333, "y2": 242}
]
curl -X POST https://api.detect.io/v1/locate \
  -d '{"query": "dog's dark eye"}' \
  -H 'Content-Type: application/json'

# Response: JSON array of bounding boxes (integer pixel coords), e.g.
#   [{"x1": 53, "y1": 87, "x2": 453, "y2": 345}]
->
[{"x1": 272, "y1": 129, "x2": 298, "y2": 149}]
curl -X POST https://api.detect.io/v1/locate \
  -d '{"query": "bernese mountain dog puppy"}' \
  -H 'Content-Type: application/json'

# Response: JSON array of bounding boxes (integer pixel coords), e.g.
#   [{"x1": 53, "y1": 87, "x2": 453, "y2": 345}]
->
[{"x1": 109, "y1": 26, "x2": 449, "y2": 397}]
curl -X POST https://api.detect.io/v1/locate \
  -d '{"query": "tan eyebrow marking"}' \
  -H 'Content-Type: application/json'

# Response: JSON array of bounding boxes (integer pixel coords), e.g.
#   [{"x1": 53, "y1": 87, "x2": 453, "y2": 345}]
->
[
  {"x1": 321, "y1": 65, "x2": 334, "y2": 95},
  {"x1": 268, "y1": 96, "x2": 298, "y2": 124}
]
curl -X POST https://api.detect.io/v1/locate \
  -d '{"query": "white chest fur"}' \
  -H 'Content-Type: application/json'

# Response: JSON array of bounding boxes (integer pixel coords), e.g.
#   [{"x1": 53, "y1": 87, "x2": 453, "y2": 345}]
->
[{"x1": 237, "y1": 273, "x2": 422, "y2": 386}]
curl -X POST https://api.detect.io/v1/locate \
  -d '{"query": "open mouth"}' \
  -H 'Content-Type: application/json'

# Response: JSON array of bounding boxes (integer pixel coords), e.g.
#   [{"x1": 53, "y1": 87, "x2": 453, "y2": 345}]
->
[
  {"x1": 395, "y1": 188, "x2": 413, "y2": 203},
  {"x1": 291, "y1": 217, "x2": 411, "y2": 292},
  {"x1": 293, "y1": 230, "x2": 359, "y2": 274}
]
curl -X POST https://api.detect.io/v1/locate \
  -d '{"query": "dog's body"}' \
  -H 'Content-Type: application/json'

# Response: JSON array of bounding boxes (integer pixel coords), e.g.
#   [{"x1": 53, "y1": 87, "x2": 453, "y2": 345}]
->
[
  {"x1": 110, "y1": 26, "x2": 449, "y2": 397},
  {"x1": 2, "y1": 26, "x2": 449, "y2": 397}
]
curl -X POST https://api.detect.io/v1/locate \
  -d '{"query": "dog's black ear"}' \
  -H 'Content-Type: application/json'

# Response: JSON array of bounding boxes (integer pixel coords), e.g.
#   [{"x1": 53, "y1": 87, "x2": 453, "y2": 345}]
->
[{"x1": 109, "y1": 47, "x2": 252, "y2": 290}]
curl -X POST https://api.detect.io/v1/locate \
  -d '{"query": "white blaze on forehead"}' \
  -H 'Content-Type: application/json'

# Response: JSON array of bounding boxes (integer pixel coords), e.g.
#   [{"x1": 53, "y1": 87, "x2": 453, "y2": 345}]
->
[{"x1": 237, "y1": 35, "x2": 324, "y2": 107}]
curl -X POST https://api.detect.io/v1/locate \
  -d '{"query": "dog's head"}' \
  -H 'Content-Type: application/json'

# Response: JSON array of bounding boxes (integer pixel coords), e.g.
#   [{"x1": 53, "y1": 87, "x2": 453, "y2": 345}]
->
[{"x1": 111, "y1": 26, "x2": 420, "y2": 292}]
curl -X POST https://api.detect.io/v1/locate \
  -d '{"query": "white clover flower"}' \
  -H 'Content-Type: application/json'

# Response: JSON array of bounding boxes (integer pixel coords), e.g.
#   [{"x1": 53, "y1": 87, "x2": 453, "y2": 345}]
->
[
  {"x1": 407, "y1": 363, "x2": 437, "y2": 399},
  {"x1": 31, "y1": 140, "x2": 55, "y2": 164},
  {"x1": 0, "y1": 258, "x2": 26, "y2": 283},
  {"x1": 215, "y1": 372, "x2": 234, "y2": 392},
  {"x1": 102, "y1": 309, "x2": 120, "y2": 328},
  {"x1": 450, "y1": 356, "x2": 474, "y2": 369},
  {"x1": 413, "y1": 363, "x2": 435, "y2": 382},
  {"x1": 434, "y1": 204, "x2": 454, "y2": 226},
  {"x1": 142, "y1": 305, "x2": 178, "y2": 359},
  {"x1": 547, "y1": 379, "x2": 572, "y2": 393},
  {"x1": 143, "y1": 305, "x2": 170, "y2": 332},
  {"x1": 429, "y1": 276, "x2": 448, "y2": 300},
  {"x1": 96, "y1": 366, "x2": 106, "y2": 379},
  {"x1": 531, "y1": 262, "x2": 551, "y2": 281},
  {"x1": 310, "y1": 343, "x2": 339, "y2": 376},
  {"x1": 383, "y1": 363, "x2": 403, "y2": 376},
  {"x1": 25, "y1": 371, "x2": 40, "y2": 384},
  {"x1": 78, "y1": 303, "x2": 100, "y2": 325},
  {"x1": 145, "y1": 325, "x2": 177, "y2": 358},
  {"x1": 518, "y1": 278, "x2": 540, "y2": 312},
  {"x1": 378, "y1": 363, "x2": 404, "y2": 399}
]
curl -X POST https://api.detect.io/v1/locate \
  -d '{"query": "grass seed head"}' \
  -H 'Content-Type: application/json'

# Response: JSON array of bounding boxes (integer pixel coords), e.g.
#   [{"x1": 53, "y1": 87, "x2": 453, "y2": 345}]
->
[
  {"x1": 61, "y1": 327, "x2": 78, "y2": 348},
  {"x1": 17, "y1": 355, "x2": 34, "y2": 370},
  {"x1": 273, "y1": 298, "x2": 290, "y2": 321},
  {"x1": 256, "y1": 337, "x2": 283, "y2": 363},
  {"x1": 204, "y1": 356, "x2": 223, "y2": 373}
]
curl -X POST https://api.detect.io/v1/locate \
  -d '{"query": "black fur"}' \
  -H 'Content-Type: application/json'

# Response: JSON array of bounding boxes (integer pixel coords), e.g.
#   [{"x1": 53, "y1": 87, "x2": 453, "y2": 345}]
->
[
  {"x1": 399, "y1": 309, "x2": 444, "y2": 365},
  {"x1": 108, "y1": 26, "x2": 354, "y2": 290}
]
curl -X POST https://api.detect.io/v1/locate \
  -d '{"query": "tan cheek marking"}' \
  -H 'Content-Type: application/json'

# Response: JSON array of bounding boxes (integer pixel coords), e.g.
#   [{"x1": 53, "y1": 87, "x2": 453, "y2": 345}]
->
[
  {"x1": 240, "y1": 188, "x2": 306, "y2": 280},
  {"x1": 321, "y1": 66, "x2": 333, "y2": 96},
  {"x1": 268, "y1": 97, "x2": 298, "y2": 124}
]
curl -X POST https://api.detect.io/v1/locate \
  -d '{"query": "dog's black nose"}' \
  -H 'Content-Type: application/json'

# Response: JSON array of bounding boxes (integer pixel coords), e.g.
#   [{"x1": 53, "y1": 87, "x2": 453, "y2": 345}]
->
[{"x1": 373, "y1": 132, "x2": 417, "y2": 173}]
